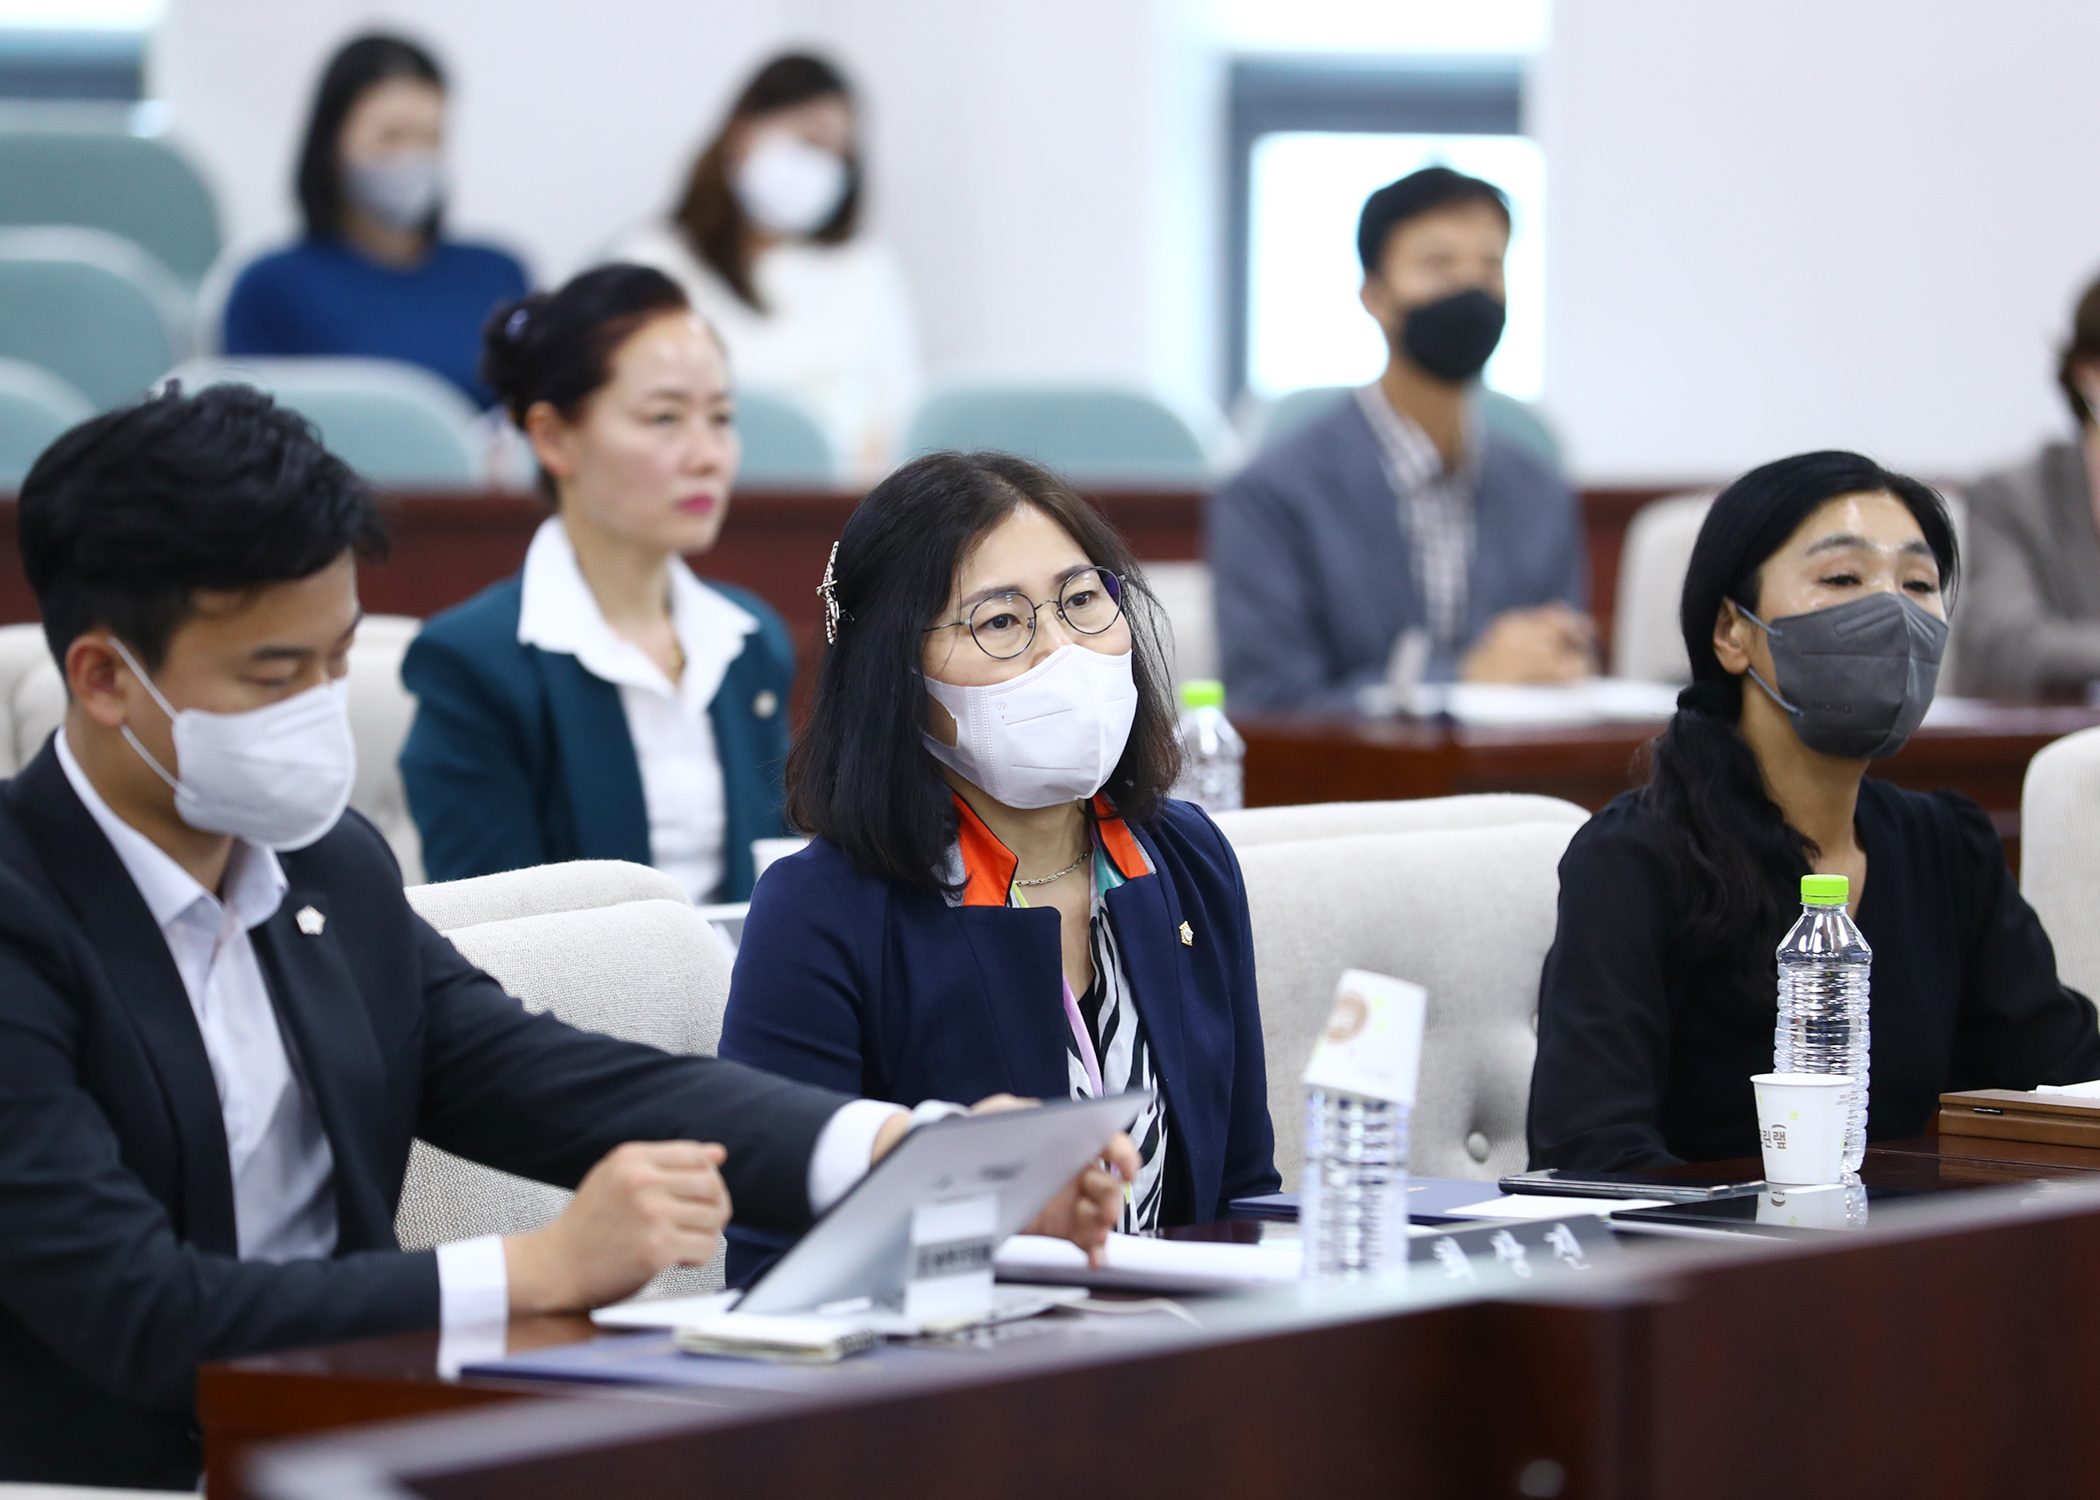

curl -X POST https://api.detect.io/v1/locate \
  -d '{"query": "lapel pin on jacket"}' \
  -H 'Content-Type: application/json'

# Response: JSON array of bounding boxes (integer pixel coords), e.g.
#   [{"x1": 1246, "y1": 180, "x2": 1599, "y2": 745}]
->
[
  {"x1": 1179, "y1": 920, "x2": 1193, "y2": 947},
  {"x1": 752, "y1": 689, "x2": 779, "y2": 719},
  {"x1": 296, "y1": 905, "x2": 326, "y2": 936}
]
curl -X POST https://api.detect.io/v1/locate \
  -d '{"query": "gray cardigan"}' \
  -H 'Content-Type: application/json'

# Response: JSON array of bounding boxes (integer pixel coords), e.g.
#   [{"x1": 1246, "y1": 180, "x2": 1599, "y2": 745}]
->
[
  {"x1": 1205, "y1": 393, "x2": 1584, "y2": 715},
  {"x1": 1954, "y1": 442, "x2": 2100, "y2": 698}
]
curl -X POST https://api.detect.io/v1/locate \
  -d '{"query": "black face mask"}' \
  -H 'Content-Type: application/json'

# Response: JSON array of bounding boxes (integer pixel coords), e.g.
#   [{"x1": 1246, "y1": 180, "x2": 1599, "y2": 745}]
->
[
  {"x1": 1737, "y1": 591, "x2": 1948, "y2": 760},
  {"x1": 1398, "y1": 287, "x2": 1506, "y2": 382}
]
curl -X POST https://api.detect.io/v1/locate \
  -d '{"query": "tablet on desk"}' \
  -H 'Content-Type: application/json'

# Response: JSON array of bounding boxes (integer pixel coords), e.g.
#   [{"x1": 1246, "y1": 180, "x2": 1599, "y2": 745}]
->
[{"x1": 596, "y1": 1091, "x2": 1148, "y2": 1336}]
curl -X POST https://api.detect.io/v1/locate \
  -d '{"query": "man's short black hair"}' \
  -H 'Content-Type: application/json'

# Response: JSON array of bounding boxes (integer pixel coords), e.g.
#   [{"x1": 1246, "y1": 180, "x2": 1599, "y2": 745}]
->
[
  {"x1": 1357, "y1": 166, "x2": 1511, "y2": 275},
  {"x1": 18, "y1": 384, "x2": 390, "y2": 671}
]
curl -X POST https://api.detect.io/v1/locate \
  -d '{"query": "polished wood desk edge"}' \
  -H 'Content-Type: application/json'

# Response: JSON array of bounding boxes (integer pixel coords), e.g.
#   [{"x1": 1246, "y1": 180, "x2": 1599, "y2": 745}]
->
[{"x1": 232, "y1": 1173, "x2": 2100, "y2": 1500}]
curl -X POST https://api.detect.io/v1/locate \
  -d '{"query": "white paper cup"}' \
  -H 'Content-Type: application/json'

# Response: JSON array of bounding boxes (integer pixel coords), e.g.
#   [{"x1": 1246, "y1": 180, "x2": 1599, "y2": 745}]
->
[{"x1": 1750, "y1": 1072, "x2": 1853, "y2": 1186}]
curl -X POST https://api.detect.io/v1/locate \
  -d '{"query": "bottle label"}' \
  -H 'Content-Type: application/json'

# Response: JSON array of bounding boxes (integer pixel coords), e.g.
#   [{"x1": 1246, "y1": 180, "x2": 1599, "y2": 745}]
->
[{"x1": 1301, "y1": 968, "x2": 1427, "y2": 1106}]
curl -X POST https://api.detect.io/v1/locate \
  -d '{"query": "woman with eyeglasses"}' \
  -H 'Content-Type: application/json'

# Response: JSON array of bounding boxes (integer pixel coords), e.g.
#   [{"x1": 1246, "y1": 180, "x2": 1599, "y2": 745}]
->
[{"x1": 717, "y1": 452, "x2": 1278, "y2": 1275}]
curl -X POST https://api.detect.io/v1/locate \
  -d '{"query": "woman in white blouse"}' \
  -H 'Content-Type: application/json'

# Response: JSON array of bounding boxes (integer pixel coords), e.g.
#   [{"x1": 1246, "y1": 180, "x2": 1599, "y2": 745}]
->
[
  {"x1": 607, "y1": 52, "x2": 920, "y2": 482},
  {"x1": 400, "y1": 263, "x2": 795, "y2": 901}
]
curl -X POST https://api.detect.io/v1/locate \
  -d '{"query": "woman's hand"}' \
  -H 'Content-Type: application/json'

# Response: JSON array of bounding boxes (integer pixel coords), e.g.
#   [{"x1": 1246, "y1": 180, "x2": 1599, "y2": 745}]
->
[
  {"x1": 968, "y1": 1096, "x2": 1140, "y2": 1266},
  {"x1": 1023, "y1": 1131, "x2": 1141, "y2": 1267}
]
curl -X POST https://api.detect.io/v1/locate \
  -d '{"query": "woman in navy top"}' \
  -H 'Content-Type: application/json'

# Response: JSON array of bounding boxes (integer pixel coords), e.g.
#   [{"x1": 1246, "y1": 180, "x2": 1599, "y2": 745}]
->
[
  {"x1": 400, "y1": 264, "x2": 792, "y2": 901},
  {"x1": 222, "y1": 34, "x2": 526, "y2": 407},
  {"x1": 720, "y1": 452, "x2": 1278, "y2": 1253}
]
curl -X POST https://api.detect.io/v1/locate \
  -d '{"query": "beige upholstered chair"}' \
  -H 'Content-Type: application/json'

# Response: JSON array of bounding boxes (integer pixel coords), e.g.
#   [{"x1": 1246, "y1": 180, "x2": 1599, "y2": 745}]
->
[
  {"x1": 340, "y1": 614, "x2": 424, "y2": 881},
  {"x1": 1611, "y1": 492, "x2": 1713, "y2": 684},
  {"x1": 393, "y1": 893, "x2": 732, "y2": 1295},
  {"x1": 405, "y1": 858, "x2": 688, "y2": 931},
  {"x1": 1237, "y1": 820, "x2": 1579, "y2": 1188},
  {"x1": 1211, "y1": 793, "x2": 1587, "y2": 851},
  {"x1": 2020, "y1": 725, "x2": 2100, "y2": 1003},
  {"x1": 0, "y1": 619, "x2": 53, "y2": 773},
  {"x1": 1142, "y1": 559, "x2": 1217, "y2": 686}
]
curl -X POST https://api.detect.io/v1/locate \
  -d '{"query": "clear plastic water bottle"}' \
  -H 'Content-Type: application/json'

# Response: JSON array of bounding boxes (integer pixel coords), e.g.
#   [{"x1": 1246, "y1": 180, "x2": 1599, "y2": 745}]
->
[
  {"x1": 1300, "y1": 1087, "x2": 1409, "y2": 1279},
  {"x1": 1773, "y1": 873, "x2": 1872, "y2": 1173},
  {"x1": 1171, "y1": 679, "x2": 1244, "y2": 812}
]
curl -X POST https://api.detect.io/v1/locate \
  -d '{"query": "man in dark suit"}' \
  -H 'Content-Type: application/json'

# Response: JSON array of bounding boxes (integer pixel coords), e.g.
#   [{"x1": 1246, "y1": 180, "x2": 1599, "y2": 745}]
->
[{"x1": 0, "y1": 386, "x2": 1131, "y2": 1489}]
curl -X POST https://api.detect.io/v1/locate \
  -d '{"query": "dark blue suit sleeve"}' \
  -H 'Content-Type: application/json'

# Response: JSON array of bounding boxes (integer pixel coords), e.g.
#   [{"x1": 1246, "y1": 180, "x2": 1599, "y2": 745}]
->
[
  {"x1": 1208, "y1": 467, "x2": 1381, "y2": 716},
  {"x1": 0, "y1": 940, "x2": 437, "y2": 1416},
  {"x1": 719, "y1": 852, "x2": 877, "y2": 1098},
  {"x1": 1194, "y1": 809, "x2": 1283, "y2": 1206},
  {"x1": 399, "y1": 627, "x2": 550, "y2": 881}
]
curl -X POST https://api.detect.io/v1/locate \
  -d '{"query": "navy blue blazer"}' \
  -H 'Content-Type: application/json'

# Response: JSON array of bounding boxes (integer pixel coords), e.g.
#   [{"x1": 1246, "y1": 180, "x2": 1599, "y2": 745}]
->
[
  {"x1": 399, "y1": 574, "x2": 794, "y2": 900},
  {"x1": 720, "y1": 797, "x2": 1281, "y2": 1229}
]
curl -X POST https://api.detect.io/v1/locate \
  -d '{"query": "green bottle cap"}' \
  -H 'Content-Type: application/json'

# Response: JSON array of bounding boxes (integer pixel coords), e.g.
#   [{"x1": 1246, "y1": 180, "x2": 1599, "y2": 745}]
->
[
  {"x1": 1801, "y1": 873, "x2": 1849, "y2": 906},
  {"x1": 1180, "y1": 679, "x2": 1226, "y2": 711}
]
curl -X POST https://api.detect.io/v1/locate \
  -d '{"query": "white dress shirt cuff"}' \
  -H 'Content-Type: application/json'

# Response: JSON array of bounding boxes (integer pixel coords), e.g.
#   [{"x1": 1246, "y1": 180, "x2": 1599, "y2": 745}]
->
[
  {"x1": 436, "y1": 1234, "x2": 509, "y2": 1329},
  {"x1": 808, "y1": 1098, "x2": 907, "y2": 1213}
]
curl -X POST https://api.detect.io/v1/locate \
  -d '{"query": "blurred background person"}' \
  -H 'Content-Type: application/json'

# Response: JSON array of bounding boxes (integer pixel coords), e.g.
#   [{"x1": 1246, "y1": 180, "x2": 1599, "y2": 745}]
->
[
  {"x1": 608, "y1": 51, "x2": 920, "y2": 482},
  {"x1": 1955, "y1": 272, "x2": 2100, "y2": 700},
  {"x1": 400, "y1": 264, "x2": 793, "y2": 902},
  {"x1": 220, "y1": 33, "x2": 528, "y2": 408},
  {"x1": 1208, "y1": 166, "x2": 1589, "y2": 716}
]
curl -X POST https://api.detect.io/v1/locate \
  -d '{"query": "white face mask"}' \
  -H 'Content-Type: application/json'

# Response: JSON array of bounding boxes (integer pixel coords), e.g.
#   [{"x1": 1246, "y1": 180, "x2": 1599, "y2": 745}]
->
[
  {"x1": 111, "y1": 639, "x2": 357, "y2": 851},
  {"x1": 344, "y1": 152, "x2": 443, "y2": 233},
  {"x1": 732, "y1": 132, "x2": 849, "y2": 237},
  {"x1": 921, "y1": 645, "x2": 1138, "y2": 811}
]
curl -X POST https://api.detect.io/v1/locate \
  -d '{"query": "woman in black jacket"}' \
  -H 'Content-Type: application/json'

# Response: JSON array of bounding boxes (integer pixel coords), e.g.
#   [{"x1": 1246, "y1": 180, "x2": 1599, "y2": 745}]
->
[{"x1": 1528, "y1": 450, "x2": 2100, "y2": 1170}]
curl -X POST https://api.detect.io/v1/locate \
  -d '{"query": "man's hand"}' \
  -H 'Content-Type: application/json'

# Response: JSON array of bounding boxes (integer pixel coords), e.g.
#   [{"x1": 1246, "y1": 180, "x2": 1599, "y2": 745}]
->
[
  {"x1": 503, "y1": 1141, "x2": 731, "y2": 1316},
  {"x1": 1460, "y1": 602, "x2": 1598, "y2": 684}
]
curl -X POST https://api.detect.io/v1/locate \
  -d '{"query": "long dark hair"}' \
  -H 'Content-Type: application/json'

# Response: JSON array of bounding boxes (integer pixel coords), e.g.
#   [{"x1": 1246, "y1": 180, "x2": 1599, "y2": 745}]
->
[
  {"x1": 296, "y1": 33, "x2": 446, "y2": 244},
  {"x1": 787, "y1": 452, "x2": 1181, "y2": 890},
  {"x1": 671, "y1": 52, "x2": 861, "y2": 312},
  {"x1": 1640, "y1": 450, "x2": 1959, "y2": 1014}
]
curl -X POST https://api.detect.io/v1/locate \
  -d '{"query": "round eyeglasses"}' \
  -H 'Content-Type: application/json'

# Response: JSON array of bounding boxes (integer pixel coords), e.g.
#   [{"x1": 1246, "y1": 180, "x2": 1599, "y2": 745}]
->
[{"x1": 924, "y1": 568, "x2": 1125, "y2": 660}]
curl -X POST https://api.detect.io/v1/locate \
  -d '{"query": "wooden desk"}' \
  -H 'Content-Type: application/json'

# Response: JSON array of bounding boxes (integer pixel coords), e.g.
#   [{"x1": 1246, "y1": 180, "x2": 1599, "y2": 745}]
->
[
  {"x1": 227, "y1": 1149, "x2": 2100, "y2": 1500},
  {"x1": 1238, "y1": 704, "x2": 2100, "y2": 868},
  {"x1": 207, "y1": 1136, "x2": 2100, "y2": 1500}
]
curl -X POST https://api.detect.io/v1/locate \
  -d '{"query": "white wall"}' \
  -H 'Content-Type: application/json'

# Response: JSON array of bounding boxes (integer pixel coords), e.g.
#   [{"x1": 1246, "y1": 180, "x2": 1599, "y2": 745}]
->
[
  {"x1": 147, "y1": 0, "x2": 1218, "y2": 404},
  {"x1": 150, "y1": 0, "x2": 2100, "y2": 481},
  {"x1": 1535, "y1": 1, "x2": 2100, "y2": 482}
]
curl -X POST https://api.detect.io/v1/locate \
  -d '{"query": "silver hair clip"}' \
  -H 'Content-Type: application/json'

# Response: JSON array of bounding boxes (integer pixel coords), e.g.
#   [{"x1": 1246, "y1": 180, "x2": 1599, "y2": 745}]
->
[{"x1": 817, "y1": 540, "x2": 844, "y2": 644}]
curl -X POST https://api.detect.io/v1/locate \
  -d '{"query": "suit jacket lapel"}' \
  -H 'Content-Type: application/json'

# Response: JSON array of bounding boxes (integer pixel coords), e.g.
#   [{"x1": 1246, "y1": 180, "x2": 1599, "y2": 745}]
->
[
  {"x1": 951, "y1": 903, "x2": 1071, "y2": 1101},
  {"x1": 535, "y1": 649, "x2": 652, "y2": 865},
  {"x1": 250, "y1": 891, "x2": 394, "y2": 1250},
  {"x1": 5, "y1": 745, "x2": 238, "y2": 1253}
]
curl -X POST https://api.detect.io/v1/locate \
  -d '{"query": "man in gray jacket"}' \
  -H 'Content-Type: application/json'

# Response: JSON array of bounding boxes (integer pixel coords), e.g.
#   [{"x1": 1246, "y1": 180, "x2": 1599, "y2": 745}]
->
[
  {"x1": 1209, "y1": 167, "x2": 1589, "y2": 716},
  {"x1": 1955, "y1": 274, "x2": 2100, "y2": 699}
]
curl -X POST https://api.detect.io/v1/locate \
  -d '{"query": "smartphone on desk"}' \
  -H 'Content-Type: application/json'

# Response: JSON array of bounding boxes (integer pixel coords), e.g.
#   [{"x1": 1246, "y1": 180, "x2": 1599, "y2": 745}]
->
[{"x1": 1498, "y1": 1167, "x2": 1764, "y2": 1204}]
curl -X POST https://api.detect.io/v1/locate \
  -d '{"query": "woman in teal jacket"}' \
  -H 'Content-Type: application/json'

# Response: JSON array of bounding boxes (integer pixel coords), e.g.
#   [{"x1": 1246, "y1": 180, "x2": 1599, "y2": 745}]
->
[{"x1": 401, "y1": 264, "x2": 791, "y2": 900}]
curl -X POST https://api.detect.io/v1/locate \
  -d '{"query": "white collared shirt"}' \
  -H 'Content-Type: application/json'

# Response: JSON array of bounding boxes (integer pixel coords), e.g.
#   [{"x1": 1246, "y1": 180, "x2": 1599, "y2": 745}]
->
[
  {"x1": 57, "y1": 728, "x2": 338, "y2": 1264},
  {"x1": 58, "y1": 729, "x2": 510, "y2": 1324},
  {"x1": 1357, "y1": 383, "x2": 1482, "y2": 654},
  {"x1": 516, "y1": 517, "x2": 759, "y2": 903}
]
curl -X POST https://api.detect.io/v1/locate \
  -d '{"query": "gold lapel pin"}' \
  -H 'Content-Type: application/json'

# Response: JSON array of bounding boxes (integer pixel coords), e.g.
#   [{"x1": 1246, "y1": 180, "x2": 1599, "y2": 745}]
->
[
  {"x1": 296, "y1": 906, "x2": 326, "y2": 936},
  {"x1": 1178, "y1": 921, "x2": 1193, "y2": 947}
]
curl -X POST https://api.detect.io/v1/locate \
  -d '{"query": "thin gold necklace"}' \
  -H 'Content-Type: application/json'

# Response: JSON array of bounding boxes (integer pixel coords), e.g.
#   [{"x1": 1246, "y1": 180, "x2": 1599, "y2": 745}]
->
[{"x1": 1013, "y1": 847, "x2": 1090, "y2": 888}]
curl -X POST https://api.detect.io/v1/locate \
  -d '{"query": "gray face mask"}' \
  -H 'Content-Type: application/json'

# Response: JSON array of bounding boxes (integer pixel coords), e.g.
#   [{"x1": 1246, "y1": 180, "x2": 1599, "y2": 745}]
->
[
  {"x1": 344, "y1": 153, "x2": 442, "y2": 233},
  {"x1": 1736, "y1": 591, "x2": 1948, "y2": 759}
]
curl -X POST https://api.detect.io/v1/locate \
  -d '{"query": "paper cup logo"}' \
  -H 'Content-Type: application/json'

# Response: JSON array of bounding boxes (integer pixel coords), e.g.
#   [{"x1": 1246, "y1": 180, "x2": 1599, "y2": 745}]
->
[{"x1": 1325, "y1": 990, "x2": 1369, "y2": 1043}]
